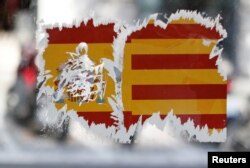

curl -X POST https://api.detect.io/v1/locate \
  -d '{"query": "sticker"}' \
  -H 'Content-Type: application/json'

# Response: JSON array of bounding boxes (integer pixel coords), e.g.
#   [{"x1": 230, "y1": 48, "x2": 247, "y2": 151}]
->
[{"x1": 37, "y1": 10, "x2": 227, "y2": 143}]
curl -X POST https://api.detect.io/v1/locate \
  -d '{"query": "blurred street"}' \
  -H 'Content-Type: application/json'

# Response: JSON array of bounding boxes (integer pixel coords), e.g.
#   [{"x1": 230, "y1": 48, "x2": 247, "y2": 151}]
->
[
  {"x1": 0, "y1": 119, "x2": 210, "y2": 168},
  {"x1": 0, "y1": 113, "x2": 213, "y2": 168}
]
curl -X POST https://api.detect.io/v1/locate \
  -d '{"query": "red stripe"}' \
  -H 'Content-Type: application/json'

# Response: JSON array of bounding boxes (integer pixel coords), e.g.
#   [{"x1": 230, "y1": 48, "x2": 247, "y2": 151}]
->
[
  {"x1": 47, "y1": 20, "x2": 117, "y2": 44},
  {"x1": 123, "y1": 112, "x2": 141, "y2": 130},
  {"x1": 176, "y1": 114, "x2": 226, "y2": 129},
  {"x1": 127, "y1": 24, "x2": 221, "y2": 42},
  {"x1": 77, "y1": 112, "x2": 116, "y2": 127},
  {"x1": 124, "y1": 113, "x2": 226, "y2": 130},
  {"x1": 132, "y1": 84, "x2": 227, "y2": 100},
  {"x1": 132, "y1": 54, "x2": 217, "y2": 69},
  {"x1": 77, "y1": 112, "x2": 226, "y2": 130}
]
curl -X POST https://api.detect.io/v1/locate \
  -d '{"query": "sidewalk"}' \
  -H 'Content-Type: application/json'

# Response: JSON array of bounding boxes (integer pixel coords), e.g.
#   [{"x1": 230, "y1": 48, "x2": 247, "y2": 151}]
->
[{"x1": 0, "y1": 118, "x2": 209, "y2": 168}]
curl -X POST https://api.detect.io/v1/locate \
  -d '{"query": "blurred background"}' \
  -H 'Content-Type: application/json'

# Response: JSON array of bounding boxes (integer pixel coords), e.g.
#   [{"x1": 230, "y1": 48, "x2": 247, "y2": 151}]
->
[{"x1": 0, "y1": 0, "x2": 250, "y2": 167}]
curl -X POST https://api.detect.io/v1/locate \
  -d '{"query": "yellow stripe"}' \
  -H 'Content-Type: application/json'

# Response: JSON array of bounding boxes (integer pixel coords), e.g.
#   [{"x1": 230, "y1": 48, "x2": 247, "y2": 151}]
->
[
  {"x1": 148, "y1": 18, "x2": 197, "y2": 24},
  {"x1": 208, "y1": 129, "x2": 224, "y2": 135},
  {"x1": 65, "y1": 101, "x2": 112, "y2": 112},
  {"x1": 127, "y1": 99, "x2": 226, "y2": 115},
  {"x1": 125, "y1": 70, "x2": 226, "y2": 85},
  {"x1": 148, "y1": 19, "x2": 156, "y2": 24},
  {"x1": 125, "y1": 39, "x2": 217, "y2": 54},
  {"x1": 55, "y1": 94, "x2": 113, "y2": 111},
  {"x1": 169, "y1": 19, "x2": 197, "y2": 24}
]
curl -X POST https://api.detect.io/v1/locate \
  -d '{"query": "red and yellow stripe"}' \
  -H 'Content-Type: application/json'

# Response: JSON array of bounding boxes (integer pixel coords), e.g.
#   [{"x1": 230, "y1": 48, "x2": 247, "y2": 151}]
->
[{"x1": 122, "y1": 19, "x2": 226, "y2": 130}]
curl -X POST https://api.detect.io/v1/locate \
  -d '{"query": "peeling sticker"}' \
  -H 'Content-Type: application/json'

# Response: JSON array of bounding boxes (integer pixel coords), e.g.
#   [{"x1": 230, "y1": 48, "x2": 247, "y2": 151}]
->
[
  {"x1": 53, "y1": 42, "x2": 106, "y2": 105},
  {"x1": 37, "y1": 10, "x2": 227, "y2": 143}
]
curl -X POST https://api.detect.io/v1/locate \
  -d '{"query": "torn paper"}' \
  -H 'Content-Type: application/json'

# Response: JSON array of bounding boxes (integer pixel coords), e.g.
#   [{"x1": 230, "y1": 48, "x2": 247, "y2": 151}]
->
[{"x1": 37, "y1": 10, "x2": 227, "y2": 143}]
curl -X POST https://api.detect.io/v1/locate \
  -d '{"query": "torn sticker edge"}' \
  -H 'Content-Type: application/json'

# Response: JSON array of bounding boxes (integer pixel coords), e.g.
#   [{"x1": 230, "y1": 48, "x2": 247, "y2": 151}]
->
[
  {"x1": 115, "y1": 10, "x2": 227, "y2": 143},
  {"x1": 36, "y1": 10, "x2": 227, "y2": 144}
]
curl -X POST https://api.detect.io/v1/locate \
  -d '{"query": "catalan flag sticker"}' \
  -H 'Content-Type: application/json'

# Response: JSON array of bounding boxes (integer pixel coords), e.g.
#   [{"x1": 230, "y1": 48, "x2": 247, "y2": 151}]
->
[{"x1": 38, "y1": 10, "x2": 227, "y2": 143}]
